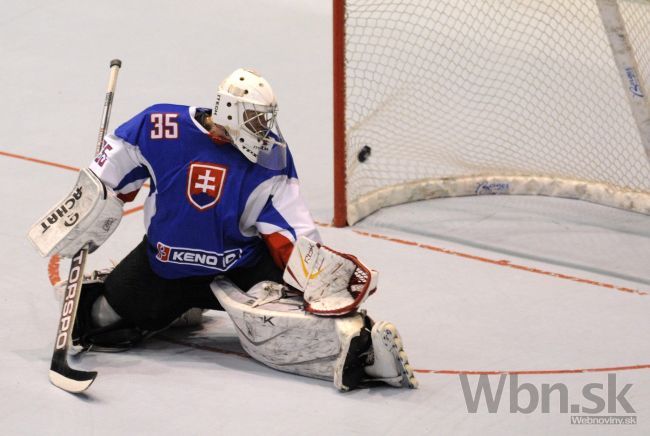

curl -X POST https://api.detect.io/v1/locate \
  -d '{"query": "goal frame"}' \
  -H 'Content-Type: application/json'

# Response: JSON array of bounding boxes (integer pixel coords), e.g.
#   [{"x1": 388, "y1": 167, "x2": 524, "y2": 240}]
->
[{"x1": 332, "y1": 0, "x2": 650, "y2": 227}]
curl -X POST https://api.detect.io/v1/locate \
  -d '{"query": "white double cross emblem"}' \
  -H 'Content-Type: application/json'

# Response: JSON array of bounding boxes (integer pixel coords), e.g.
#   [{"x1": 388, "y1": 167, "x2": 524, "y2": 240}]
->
[{"x1": 195, "y1": 170, "x2": 216, "y2": 193}]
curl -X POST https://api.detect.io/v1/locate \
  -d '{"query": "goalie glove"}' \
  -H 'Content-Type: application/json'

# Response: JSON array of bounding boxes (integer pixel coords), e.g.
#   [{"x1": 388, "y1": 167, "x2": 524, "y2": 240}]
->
[
  {"x1": 283, "y1": 236, "x2": 377, "y2": 316},
  {"x1": 28, "y1": 168, "x2": 123, "y2": 257}
]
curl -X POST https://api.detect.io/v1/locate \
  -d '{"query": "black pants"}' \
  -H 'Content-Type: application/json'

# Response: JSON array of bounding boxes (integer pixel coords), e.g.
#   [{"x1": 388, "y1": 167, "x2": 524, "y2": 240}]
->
[{"x1": 103, "y1": 236, "x2": 283, "y2": 331}]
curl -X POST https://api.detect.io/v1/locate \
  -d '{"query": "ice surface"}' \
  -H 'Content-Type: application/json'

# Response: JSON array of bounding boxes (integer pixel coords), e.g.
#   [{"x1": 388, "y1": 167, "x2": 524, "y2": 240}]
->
[{"x1": 1, "y1": 1, "x2": 649, "y2": 435}]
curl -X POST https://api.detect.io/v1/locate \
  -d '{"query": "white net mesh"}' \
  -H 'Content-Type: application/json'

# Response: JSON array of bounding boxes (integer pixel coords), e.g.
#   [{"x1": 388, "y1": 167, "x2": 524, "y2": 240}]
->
[{"x1": 343, "y1": 0, "x2": 650, "y2": 224}]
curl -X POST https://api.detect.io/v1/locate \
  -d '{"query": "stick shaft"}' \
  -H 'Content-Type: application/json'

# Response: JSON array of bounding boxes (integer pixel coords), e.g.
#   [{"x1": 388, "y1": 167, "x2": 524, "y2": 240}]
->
[
  {"x1": 49, "y1": 59, "x2": 122, "y2": 393},
  {"x1": 95, "y1": 60, "x2": 121, "y2": 153}
]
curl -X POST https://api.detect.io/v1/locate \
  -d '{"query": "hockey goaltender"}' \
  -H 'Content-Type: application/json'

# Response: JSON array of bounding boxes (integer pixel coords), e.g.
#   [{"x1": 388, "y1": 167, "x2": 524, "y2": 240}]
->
[{"x1": 29, "y1": 68, "x2": 417, "y2": 392}]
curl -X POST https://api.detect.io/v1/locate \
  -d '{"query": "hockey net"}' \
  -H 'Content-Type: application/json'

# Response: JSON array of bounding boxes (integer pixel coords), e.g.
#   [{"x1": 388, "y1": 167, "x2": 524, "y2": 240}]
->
[{"x1": 333, "y1": 0, "x2": 650, "y2": 226}]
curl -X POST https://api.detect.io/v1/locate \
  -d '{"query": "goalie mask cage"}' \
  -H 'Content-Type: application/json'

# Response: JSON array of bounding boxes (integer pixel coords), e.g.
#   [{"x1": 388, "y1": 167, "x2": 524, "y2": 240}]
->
[{"x1": 332, "y1": 0, "x2": 650, "y2": 227}]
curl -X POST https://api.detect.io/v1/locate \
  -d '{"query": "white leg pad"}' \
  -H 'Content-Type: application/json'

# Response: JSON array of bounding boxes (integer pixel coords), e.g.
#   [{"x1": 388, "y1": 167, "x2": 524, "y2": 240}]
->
[{"x1": 211, "y1": 278, "x2": 364, "y2": 385}]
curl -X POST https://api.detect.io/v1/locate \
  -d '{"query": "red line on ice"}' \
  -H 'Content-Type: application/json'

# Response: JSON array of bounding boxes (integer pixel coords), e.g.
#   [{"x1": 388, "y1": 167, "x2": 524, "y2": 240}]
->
[{"x1": 341, "y1": 226, "x2": 648, "y2": 297}]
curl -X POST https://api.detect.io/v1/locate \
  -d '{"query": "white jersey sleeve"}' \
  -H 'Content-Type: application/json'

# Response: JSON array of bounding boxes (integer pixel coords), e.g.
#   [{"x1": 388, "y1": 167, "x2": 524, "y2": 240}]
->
[
  {"x1": 89, "y1": 134, "x2": 151, "y2": 202},
  {"x1": 239, "y1": 174, "x2": 320, "y2": 267}
]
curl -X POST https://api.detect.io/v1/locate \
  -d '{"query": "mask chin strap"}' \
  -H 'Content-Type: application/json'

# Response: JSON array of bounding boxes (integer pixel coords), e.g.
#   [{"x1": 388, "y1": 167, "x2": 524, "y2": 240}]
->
[{"x1": 209, "y1": 132, "x2": 231, "y2": 145}]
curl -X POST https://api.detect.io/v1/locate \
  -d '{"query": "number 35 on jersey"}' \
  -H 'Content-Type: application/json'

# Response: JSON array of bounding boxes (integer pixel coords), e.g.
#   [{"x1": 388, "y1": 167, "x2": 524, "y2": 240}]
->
[{"x1": 150, "y1": 113, "x2": 179, "y2": 139}]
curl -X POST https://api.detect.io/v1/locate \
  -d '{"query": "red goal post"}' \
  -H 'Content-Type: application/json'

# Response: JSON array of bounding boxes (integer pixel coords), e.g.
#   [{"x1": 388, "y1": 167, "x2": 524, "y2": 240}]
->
[{"x1": 332, "y1": 0, "x2": 650, "y2": 227}]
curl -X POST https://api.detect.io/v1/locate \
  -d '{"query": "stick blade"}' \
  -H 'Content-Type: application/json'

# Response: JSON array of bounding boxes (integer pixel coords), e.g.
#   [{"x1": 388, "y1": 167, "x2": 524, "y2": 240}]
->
[{"x1": 49, "y1": 367, "x2": 97, "y2": 393}]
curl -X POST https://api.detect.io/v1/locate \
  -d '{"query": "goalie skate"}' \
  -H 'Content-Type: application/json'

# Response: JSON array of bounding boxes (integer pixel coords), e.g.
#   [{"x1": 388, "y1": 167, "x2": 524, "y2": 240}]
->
[{"x1": 364, "y1": 321, "x2": 418, "y2": 388}]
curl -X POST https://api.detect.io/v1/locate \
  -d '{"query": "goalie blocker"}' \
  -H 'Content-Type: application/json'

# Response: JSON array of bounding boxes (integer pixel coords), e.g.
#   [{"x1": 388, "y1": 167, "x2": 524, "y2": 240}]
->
[{"x1": 28, "y1": 168, "x2": 123, "y2": 258}]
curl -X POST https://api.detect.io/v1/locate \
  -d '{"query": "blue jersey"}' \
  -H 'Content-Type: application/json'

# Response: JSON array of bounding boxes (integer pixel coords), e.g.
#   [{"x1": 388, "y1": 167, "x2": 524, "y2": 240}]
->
[{"x1": 90, "y1": 104, "x2": 320, "y2": 279}]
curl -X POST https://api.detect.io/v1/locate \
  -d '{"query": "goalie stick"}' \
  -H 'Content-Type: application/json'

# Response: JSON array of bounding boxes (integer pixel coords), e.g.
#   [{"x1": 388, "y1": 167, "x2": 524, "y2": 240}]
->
[{"x1": 49, "y1": 59, "x2": 122, "y2": 393}]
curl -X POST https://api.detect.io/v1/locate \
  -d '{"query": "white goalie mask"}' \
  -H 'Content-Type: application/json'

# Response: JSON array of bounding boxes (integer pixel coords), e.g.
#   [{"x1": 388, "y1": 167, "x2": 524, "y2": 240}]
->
[{"x1": 212, "y1": 68, "x2": 287, "y2": 170}]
